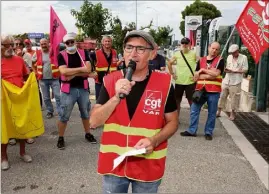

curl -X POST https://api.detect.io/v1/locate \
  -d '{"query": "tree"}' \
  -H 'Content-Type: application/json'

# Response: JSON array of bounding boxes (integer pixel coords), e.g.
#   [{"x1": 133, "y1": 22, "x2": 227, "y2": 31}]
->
[
  {"x1": 149, "y1": 26, "x2": 173, "y2": 46},
  {"x1": 110, "y1": 16, "x2": 136, "y2": 54},
  {"x1": 71, "y1": 0, "x2": 111, "y2": 42},
  {"x1": 179, "y1": 0, "x2": 221, "y2": 35},
  {"x1": 13, "y1": 33, "x2": 28, "y2": 41}
]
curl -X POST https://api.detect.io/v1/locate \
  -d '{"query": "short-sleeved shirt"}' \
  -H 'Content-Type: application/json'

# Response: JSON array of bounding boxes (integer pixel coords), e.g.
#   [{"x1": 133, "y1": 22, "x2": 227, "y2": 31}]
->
[
  {"x1": 97, "y1": 70, "x2": 177, "y2": 120},
  {"x1": 196, "y1": 57, "x2": 225, "y2": 74},
  {"x1": 223, "y1": 54, "x2": 248, "y2": 85},
  {"x1": 1, "y1": 56, "x2": 29, "y2": 88},
  {"x1": 173, "y1": 50, "x2": 197, "y2": 85},
  {"x1": 149, "y1": 54, "x2": 166, "y2": 70},
  {"x1": 58, "y1": 50, "x2": 90, "y2": 88},
  {"x1": 32, "y1": 51, "x2": 53, "y2": 79}
]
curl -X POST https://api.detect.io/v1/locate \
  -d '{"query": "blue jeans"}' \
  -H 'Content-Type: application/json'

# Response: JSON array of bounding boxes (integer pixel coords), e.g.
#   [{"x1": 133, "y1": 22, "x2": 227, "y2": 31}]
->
[
  {"x1": 103, "y1": 175, "x2": 161, "y2": 193},
  {"x1": 39, "y1": 79, "x2": 61, "y2": 114},
  {"x1": 187, "y1": 92, "x2": 220, "y2": 136},
  {"x1": 59, "y1": 88, "x2": 90, "y2": 123},
  {"x1": 95, "y1": 83, "x2": 102, "y2": 101}
]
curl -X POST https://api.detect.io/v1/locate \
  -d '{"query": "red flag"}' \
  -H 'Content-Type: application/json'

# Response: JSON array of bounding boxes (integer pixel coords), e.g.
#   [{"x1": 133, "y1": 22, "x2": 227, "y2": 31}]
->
[
  {"x1": 235, "y1": 0, "x2": 269, "y2": 64},
  {"x1": 50, "y1": 6, "x2": 67, "y2": 66}
]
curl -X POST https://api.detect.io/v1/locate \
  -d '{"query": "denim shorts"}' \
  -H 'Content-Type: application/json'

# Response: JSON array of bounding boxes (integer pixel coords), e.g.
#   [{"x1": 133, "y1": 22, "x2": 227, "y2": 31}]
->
[{"x1": 59, "y1": 88, "x2": 91, "y2": 122}]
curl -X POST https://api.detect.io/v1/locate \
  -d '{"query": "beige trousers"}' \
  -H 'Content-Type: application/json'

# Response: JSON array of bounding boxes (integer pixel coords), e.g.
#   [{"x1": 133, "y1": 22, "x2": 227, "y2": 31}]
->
[{"x1": 218, "y1": 83, "x2": 241, "y2": 111}]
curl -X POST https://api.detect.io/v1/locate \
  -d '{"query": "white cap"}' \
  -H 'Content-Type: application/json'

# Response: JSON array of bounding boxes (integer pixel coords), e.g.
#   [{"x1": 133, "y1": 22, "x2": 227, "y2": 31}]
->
[
  {"x1": 63, "y1": 32, "x2": 77, "y2": 42},
  {"x1": 228, "y1": 44, "x2": 239, "y2": 53}
]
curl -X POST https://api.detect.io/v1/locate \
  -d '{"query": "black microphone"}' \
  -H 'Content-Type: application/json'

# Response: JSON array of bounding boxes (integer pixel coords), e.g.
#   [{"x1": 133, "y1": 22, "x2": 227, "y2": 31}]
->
[{"x1": 119, "y1": 60, "x2": 137, "y2": 99}]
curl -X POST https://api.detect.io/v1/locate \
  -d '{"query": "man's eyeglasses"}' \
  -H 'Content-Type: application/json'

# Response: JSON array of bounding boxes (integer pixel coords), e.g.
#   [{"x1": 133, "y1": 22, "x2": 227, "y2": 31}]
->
[
  {"x1": 124, "y1": 45, "x2": 153, "y2": 54},
  {"x1": 65, "y1": 40, "x2": 75, "y2": 46},
  {"x1": 1, "y1": 43, "x2": 15, "y2": 48}
]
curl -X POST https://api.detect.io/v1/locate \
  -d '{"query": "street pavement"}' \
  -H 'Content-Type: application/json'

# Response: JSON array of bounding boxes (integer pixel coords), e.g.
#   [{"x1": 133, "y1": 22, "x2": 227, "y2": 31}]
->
[{"x1": 1, "y1": 79, "x2": 268, "y2": 193}]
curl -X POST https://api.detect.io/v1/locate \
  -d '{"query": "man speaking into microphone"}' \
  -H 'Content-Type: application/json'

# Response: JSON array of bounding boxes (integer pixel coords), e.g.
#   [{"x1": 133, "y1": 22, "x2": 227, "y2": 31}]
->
[{"x1": 90, "y1": 30, "x2": 178, "y2": 193}]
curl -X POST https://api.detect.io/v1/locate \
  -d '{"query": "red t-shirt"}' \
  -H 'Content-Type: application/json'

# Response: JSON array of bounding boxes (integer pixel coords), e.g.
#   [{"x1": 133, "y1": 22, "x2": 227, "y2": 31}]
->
[{"x1": 1, "y1": 56, "x2": 29, "y2": 88}]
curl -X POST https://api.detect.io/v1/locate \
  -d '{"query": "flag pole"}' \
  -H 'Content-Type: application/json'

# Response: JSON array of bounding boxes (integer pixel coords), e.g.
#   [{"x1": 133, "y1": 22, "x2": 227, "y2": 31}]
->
[{"x1": 216, "y1": 25, "x2": 236, "y2": 68}]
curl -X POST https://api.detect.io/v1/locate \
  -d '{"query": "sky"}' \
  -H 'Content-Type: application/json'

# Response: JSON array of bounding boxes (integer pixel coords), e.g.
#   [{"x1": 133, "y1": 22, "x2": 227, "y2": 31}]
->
[{"x1": 1, "y1": 1, "x2": 247, "y2": 40}]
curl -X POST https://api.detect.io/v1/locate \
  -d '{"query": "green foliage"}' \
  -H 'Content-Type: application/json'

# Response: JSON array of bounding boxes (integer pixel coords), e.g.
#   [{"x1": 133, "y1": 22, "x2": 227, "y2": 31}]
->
[
  {"x1": 179, "y1": 0, "x2": 222, "y2": 35},
  {"x1": 13, "y1": 33, "x2": 28, "y2": 41},
  {"x1": 75, "y1": 34, "x2": 84, "y2": 42},
  {"x1": 148, "y1": 26, "x2": 173, "y2": 46},
  {"x1": 71, "y1": 0, "x2": 111, "y2": 42},
  {"x1": 110, "y1": 16, "x2": 136, "y2": 54}
]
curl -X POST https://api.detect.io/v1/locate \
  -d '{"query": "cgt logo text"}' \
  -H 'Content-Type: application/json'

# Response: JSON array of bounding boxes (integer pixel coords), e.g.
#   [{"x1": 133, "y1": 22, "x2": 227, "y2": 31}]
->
[{"x1": 143, "y1": 90, "x2": 162, "y2": 115}]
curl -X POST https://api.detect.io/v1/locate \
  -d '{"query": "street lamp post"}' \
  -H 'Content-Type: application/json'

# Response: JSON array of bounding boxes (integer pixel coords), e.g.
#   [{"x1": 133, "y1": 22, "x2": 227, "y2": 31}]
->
[
  {"x1": 136, "y1": 0, "x2": 138, "y2": 30},
  {"x1": 146, "y1": 7, "x2": 159, "y2": 28}
]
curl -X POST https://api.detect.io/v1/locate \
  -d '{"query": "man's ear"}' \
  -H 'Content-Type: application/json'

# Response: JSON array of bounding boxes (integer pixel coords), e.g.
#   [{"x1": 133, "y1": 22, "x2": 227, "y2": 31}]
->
[{"x1": 149, "y1": 49, "x2": 157, "y2": 60}]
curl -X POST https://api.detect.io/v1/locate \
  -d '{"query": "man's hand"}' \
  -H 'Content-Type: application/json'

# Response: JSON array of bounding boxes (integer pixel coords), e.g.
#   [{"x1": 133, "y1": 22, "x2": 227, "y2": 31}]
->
[
  {"x1": 193, "y1": 72, "x2": 200, "y2": 82},
  {"x1": 65, "y1": 75, "x2": 75, "y2": 81},
  {"x1": 172, "y1": 74, "x2": 178, "y2": 80},
  {"x1": 225, "y1": 68, "x2": 233, "y2": 73},
  {"x1": 115, "y1": 79, "x2": 135, "y2": 97},
  {"x1": 16, "y1": 49, "x2": 23, "y2": 57},
  {"x1": 82, "y1": 62, "x2": 91, "y2": 73},
  {"x1": 88, "y1": 71, "x2": 98, "y2": 79},
  {"x1": 134, "y1": 137, "x2": 156, "y2": 154}
]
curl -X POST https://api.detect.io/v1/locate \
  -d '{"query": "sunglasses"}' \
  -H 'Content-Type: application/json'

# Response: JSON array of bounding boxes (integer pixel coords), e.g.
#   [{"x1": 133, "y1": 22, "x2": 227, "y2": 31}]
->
[
  {"x1": 65, "y1": 40, "x2": 75, "y2": 46},
  {"x1": 1, "y1": 43, "x2": 15, "y2": 48},
  {"x1": 181, "y1": 42, "x2": 189, "y2": 45},
  {"x1": 15, "y1": 43, "x2": 24, "y2": 46}
]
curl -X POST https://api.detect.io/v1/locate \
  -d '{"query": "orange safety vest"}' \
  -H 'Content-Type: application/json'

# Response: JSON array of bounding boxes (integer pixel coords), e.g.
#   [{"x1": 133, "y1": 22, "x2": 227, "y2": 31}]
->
[
  {"x1": 95, "y1": 49, "x2": 118, "y2": 83},
  {"x1": 195, "y1": 56, "x2": 222, "y2": 93},
  {"x1": 98, "y1": 70, "x2": 172, "y2": 182},
  {"x1": 36, "y1": 50, "x2": 60, "y2": 80}
]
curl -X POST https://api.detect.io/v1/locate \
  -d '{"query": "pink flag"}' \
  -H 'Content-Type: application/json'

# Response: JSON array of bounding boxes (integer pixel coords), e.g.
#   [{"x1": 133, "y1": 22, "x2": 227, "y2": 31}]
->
[{"x1": 50, "y1": 6, "x2": 67, "y2": 66}]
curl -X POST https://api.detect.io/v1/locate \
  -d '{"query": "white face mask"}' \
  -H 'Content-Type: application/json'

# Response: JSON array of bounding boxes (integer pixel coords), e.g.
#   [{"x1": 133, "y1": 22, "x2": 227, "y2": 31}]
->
[{"x1": 66, "y1": 45, "x2": 76, "y2": 52}]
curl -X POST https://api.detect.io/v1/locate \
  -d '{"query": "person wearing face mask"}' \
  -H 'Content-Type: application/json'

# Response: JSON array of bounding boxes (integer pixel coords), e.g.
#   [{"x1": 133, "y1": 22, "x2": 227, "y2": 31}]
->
[
  {"x1": 90, "y1": 30, "x2": 178, "y2": 193},
  {"x1": 89, "y1": 35, "x2": 118, "y2": 100},
  {"x1": 1, "y1": 35, "x2": 33, "y2": 170},
  {"x1": 56, "y1": 32, "x2": 97, "y2": 150},
  {"x1": 167, "y1": 37, "x2": 198, "y2": 119},
  {"x1": 217, "y1": 44, "x2": 248, "y2": 120},
  {"x1": 32, "y1": 38, "x2": 61, "y2": 119}
]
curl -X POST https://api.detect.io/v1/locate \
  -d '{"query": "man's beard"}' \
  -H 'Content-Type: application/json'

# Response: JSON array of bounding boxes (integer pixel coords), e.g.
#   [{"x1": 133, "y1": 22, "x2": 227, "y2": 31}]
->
[{"x1": 4, "y1": 50, "x2": 14, "y2": 57}]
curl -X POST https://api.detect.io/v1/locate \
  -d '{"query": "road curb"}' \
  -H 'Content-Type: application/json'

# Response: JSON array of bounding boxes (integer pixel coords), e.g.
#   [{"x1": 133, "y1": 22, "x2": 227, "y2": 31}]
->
[{"x1": 219, "y1": 113, "x2": 269, "y2": 190}]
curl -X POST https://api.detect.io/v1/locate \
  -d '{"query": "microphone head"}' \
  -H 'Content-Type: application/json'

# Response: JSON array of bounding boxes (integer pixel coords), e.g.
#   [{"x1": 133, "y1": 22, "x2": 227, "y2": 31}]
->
[{"x1": 128, "y1": 60, "x2": 137, "y2": 71}]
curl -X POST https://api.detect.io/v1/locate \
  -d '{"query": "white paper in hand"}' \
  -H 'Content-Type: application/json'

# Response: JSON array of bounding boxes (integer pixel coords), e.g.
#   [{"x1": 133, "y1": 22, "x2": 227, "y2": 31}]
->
[{"x1": 112, "y1": 148, "x2": 146, "y2": 171}]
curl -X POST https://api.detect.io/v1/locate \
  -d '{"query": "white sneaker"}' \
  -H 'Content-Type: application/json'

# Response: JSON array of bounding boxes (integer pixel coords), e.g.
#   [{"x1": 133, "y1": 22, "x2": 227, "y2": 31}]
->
[
  {"x1": 20, "y1": 154, "x2": 32, "y2": 163},
  {"x1": 1, "y1": 161, "x2": 10, "y2": 171}
]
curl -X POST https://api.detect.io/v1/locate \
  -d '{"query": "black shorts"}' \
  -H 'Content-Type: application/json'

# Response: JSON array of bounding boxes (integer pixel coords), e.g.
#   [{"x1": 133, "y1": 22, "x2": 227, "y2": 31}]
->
[{"x1": 175, "y1": 83, "x2": 196, "y2": 102}]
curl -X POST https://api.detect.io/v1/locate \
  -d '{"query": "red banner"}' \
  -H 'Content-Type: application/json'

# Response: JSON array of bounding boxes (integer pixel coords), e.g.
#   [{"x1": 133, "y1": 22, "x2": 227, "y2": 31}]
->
[
  {"x1": 50, "y1": 6, "x2": 67, "y2": 66},
  {"x1": 235, "y1": 0, "x2": 269, "y2": 64}
]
